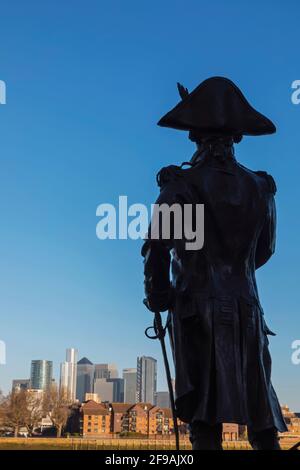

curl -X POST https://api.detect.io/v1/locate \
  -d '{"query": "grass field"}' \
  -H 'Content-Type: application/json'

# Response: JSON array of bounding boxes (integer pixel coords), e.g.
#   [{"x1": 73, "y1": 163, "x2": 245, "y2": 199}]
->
[{"x1": 0, "y1": 437, "x2": 298, "y2": 450}]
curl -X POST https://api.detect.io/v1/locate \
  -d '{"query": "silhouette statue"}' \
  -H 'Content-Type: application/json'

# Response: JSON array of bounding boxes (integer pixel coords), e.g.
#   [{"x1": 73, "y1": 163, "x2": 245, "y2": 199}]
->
[{"x1": 142, "y1": 77, "x2": 287, "y2": 450}]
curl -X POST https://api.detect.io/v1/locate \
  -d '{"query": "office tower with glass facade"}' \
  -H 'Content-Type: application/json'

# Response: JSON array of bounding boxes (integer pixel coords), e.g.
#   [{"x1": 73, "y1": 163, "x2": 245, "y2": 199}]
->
[
  {"x1": 30, "y1": 360, "x2": 53, "y2": 390},
  {"x1": 109, "y1": 378, "x2": 124, "y2": 402},
  {"x1": 93, "y1": 377, "x2": 124, "y2": 402},
  {"x1": 60, "y1": 348, "x2": 78, "y2": 401},
  {"x1": 76, "y1": 357, "x2": 94, "y2": 402},
  {"x1": 154, "y1": 391, "x2": 170, "y2": 408},
  {"x1": 123, "y1": 368, "x2": 137, "y2": 403},
  {"x1": 136, "y1": 356, "x2": 157, "y2": 404},
  {"x1": 94, "y1": 363, "x2": 118, "y2": 380},
  {"x1": 94, "y1": 378, "x2": 114, "y2": 402}
]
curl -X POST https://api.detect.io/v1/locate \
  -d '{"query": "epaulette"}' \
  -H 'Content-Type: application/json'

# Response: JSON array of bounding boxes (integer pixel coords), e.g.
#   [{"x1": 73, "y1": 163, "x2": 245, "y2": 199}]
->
[
  {"x1": 254, "y1": 171, "x2": 277, "y2": 194},
  {"x1": 156, "y1": 165, "x2": 183, "y2": 187}
]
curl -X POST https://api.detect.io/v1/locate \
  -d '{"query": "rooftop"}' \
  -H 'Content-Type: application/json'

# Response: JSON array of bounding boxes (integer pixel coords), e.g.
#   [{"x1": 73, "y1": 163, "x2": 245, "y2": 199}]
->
[
  {"x1": 77, "y1": 357, "x2": 93, "y2": 365},
  {"x1": 82, "y1": 400, "x2": 109, "y2": 416},
  {"x1": 110, "y1": 403, "x2": 132, "y2": 413}
]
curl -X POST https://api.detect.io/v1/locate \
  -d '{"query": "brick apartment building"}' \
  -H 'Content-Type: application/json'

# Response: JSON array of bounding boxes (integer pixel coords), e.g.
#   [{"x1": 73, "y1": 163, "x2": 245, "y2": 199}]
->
[
  {"x1": 77, "y1": 400, "x2": 242, "y2": 440},
  {"x1": 80, "y1": 400, "x2": 111, "y2": 436},
  {"x1": 126, "y1": 403, "x2": 153, "y2": 434},
  {"x1": 222, "y1": 423, "x2": 240, "y2": 441},
  {"x1": 110, "y1": 403, "x2": 132, "y2": 433},
  {"x1": 281, "y1": 405, "x2": 300, "y2": 434},
  {"x1": 148, "y1": 406, "x2": 174, "y2": 435},
  {"x1": 81, "y1": 401, "x2": 177, "y2": 437}
]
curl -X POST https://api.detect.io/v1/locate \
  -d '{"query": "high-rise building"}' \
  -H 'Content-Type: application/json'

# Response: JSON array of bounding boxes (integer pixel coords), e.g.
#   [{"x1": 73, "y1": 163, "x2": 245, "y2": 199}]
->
[
  {"x1": 110, "y1": 378, "x2": 124, "y2": 402},
  {"x1": 60, "y1": 348, "x2": 78, "y2": 401},
  {"x1": 94, "y1": 378, "x2": 114, "y2": 402},
  {"x1": 93, "y1": 378, "x2": 124, "y2": 402},
  {"x1": 76, "y1": 357, "x2": 94, "y2": 402},
  {"x1": 30, "y1": 360, "x2": 53, "y2": 390},
  {"x1": 12, "y1": 379, "x2": 30, "y2": 392},
  {"x1": 94, "y1": 364, "x2": 118, "y2": 380},
  {"x1": 123, "y1": 368, "x2": 137, "y2": 404},
  {"x1": 136, "y1": 356, "x2": 157, "y2": 404},
  {"x1": 154, "y1": 391, "x2": 170, "y2": 408}
]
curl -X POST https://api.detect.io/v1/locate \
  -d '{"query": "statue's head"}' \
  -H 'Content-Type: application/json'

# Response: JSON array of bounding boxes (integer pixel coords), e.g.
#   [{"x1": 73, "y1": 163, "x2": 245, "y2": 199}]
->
[{"x1": 157, "y1": 77, "x2": 276, "y2": 147}]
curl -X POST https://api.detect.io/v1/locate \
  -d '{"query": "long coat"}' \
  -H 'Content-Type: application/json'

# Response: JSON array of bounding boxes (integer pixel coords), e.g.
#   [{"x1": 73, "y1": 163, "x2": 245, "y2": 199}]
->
[{"x1": 142, "y1": 154, "x2": 287, "y2": 432}]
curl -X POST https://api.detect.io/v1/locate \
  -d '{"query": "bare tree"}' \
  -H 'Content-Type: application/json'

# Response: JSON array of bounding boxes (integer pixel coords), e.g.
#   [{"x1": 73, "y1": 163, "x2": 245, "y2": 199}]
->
[
  {"x1": 25, "y1": 392, "x2": 44, "y2": 436},
  {"x1": 43, "y1": 385, "x2": 71, "y2": 437},
  {"x1": 0, "y1": 392, "x2": 7, "y2": 434},
  {"x1": 0, "y1": 390, "x2": 7, "y2": 406},
  {"x1": 3, "y1": 390, "x2": 29, "y2": 437}
]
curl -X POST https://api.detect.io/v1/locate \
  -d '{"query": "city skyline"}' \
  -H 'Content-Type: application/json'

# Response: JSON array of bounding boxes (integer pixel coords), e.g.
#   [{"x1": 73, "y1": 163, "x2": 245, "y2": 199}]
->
[
  {"x1": 6, "y1": 341, "x2": 300, "y2": 413},
  {"x1": 7, "y1": 348, "x2": 170, "y2": 406}
]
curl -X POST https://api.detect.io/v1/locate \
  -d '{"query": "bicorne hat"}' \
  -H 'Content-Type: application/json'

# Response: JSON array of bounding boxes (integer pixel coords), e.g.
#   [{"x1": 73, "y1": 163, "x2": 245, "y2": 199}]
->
[{"x1": 157, "y1": 77, "x2": 276, "y2": 136}]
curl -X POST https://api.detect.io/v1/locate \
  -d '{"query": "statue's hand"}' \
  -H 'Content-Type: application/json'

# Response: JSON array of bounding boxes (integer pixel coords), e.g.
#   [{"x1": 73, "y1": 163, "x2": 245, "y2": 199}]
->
[{"x1": 143, "y1": 288, "x2": 175, "y2": 313}]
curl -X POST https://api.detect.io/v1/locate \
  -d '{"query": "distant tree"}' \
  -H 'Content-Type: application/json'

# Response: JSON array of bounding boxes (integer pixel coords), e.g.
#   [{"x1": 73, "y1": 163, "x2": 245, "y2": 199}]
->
[
  {"x1": 25, "y1": 392, "x2": 44, "y2": 436},
  {"x1": 3, "y1": 390, "x2": 29, "y2": 437},
  {"x1": 65, "y1": 403, "x2": 81, "y2": 435},
  {"x1": 43, "y1": 385, "x2": 71, "y2": 437},
  {"x1": 0, "y1": 392, "x2": 7, "y2": 432}
]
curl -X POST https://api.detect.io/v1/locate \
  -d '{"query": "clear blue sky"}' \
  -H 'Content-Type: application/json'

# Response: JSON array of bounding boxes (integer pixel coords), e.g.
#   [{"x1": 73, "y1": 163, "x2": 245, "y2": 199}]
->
[{"x1": 0, "y1": 0, "x2": 300, "y2": 409}]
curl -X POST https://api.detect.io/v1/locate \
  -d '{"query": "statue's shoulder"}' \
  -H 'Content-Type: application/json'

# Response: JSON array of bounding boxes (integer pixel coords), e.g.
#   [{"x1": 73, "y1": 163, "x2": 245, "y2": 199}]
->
[
  {"x1": 156, "y1": 164, "x2": 184, "y2": 187},
  {"x1": 237, "y1": 163, "x2": 277, "y2": 194},
  {"x1": 156, "y1": 160, "x2": 204, "y2": 188},
  {"x1": 254, "y1": 170, "x2": 277, "y2": 194}
]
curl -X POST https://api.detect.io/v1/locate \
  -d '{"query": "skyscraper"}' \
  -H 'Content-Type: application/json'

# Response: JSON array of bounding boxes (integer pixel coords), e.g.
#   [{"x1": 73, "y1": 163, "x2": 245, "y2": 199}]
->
[
  {"x1": 136, "y1": 356, "x2": 157, "y2": 404},
  {"x1": 30, "y1": 360, "x2": 53, "y2": 390},
  {"x1": 94, "y1": 363, "x2": 118, "y2": 380},
  {"x1": 60, "y1": 348, "x2": 78, "y2": 401},
  {"x1": 76, "y1": 357, "x2": 94, "y2": 402},
  {"x1": 123, "y1": 368, "x2": 137, "y2": 404},
  {"x1": 154, "y1": 391, "x2": 170, "y2": 408},
  {"x1": 93, "y1": 377, "x2": 124, "y2": 402},
  {"x1": 94, "y1": 378, "x2": 114, "y2": 402},
  {"x1": 109, "y1": 378, "x2": 124, "y2": 402}
]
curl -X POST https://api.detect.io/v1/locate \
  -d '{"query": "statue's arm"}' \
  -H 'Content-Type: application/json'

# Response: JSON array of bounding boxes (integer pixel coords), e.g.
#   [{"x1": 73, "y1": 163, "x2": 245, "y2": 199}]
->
[
  {"x1": 141, "y1": 166, "x2": 184, "y2": 312},
  {"x1": 141, "y1": 237, "x2": 173, "y2": 312},
  {"x1": 255, "y1": 193, "x2": 276, "y2": 269}
]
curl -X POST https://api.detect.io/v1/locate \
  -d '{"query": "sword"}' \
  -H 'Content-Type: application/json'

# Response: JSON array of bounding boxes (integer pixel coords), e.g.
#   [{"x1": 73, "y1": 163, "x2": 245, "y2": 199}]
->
[{"x1": 145, "y1": 309, "x2": 180, "y2": 451}]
